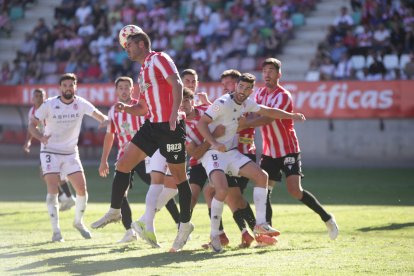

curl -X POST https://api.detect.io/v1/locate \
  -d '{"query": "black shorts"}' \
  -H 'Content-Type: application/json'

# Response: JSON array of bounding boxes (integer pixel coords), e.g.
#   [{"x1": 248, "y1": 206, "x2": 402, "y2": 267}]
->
[
  {"x1": 189, "y1": 163, "x2": 208, "y2": 189},
  {"x1": 131, "y1": 119, "x2": 186, "y2": 164},
  {"x1": 131, "y1": 160, "x2": 151, "y2": 186},
  {"x1": 234, "y1": 153, "x2": 256, "y2": 193},
  {"x1": 260, "y1": 153, "x2": 304, "y2": 182}
]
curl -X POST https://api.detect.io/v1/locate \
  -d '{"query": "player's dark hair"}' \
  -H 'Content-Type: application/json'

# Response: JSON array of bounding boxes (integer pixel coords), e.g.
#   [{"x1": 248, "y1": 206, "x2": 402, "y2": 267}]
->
[
  {"x1": 59, "y1": 73, "x2": 77, "y2": 85},
  {"x1": 220, "y1": 69, "x2": 241, "y2": 80},
  {"x1": 183, "y1": 87, "x2": 194, "y2": 99},
  {"x1": 262, "y1": 58, "x2": 281, "y2": 72},
  {"x1": 181, "y1": 69, "x2": 198, "y2": 79},
  {"x1": 238, "y1": 73, "x2": 256, "y2": 85},
  {"x1": 129, "y1": 32, "x2": 151, "y2": 49},
  {"x1": 33, "y1": 88, "x2": 46, "y2": 96},
  {"x1": 115, "y1": 76, "x2": 133, "y2": 88}
]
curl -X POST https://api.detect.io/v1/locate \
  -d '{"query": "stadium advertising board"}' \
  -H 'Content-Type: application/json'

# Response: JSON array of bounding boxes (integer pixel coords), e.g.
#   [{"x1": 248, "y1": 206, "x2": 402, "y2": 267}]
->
[{"x1": 0, "y1": 80, "x2": 413, "y2": 118}]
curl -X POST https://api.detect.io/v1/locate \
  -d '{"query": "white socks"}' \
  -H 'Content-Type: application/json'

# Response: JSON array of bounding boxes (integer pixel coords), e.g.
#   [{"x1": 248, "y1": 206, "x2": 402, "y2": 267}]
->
[
  {"x1": 142, "y1": 184, "x2": 163, "y2": 232},
  {"x1": 253, "y1": 187, "x2": 267, "y2": 225},
  {"x1": 74, "y1": 194, "x2": 87, "y2": 225},
  {"x1": 210, "y1": 198, "x2": 224, "y2": 236},
  {"x1": 46, "y1": 193, "x2": 60, "y2": 233},
  {"x1": 156, "y1": 187, "x2": 178, "y2": 211}
]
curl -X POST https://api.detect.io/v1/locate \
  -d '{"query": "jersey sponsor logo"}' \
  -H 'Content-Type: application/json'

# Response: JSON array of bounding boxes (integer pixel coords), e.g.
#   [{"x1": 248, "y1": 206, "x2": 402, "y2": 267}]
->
[
  {"x1": 73, "y1": 103, "x2": 78, "y2": 110},
  {"x1": 166, "y1": 143, "x2": 182, "y2": 153},
  {"x1": 138, "y1": 75, "x2": 151, "y2": 92},
  {"x1": 52, "y1": 113, "x2": 80, "y2": 120}
]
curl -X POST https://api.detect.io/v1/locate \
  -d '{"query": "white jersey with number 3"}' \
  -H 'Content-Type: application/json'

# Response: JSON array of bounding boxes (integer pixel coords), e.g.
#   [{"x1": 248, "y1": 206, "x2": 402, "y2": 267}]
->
[
  {"x1": 34, "y1": 96, "x2": 96, "y2": 154},
  {"x1": 204, "y1": 94, "x2": 260, "y2": 151}
]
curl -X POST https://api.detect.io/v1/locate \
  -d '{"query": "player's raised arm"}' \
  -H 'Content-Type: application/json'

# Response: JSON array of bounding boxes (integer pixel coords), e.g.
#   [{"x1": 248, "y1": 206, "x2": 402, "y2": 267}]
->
[
  {"x1": 256, "y1": 105, "x2": 306, "y2": 121},
  {"x1": 115, "y1": 97, "x2": 148, "y2": 116}
]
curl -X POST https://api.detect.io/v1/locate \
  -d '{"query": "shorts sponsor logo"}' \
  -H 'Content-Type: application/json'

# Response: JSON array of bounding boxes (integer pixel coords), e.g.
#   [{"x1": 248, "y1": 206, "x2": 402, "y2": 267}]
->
[
  {"x1": 212, "y1": 104, "x2": 220, "y2": 112},
  {"x1": 284, "y1": 157, "x2": 295, "y2": 170},
  {"x1": 166, "y1": 143, "x2": 182, "y2": 153},
  {"x1": 213, "y1": 162, "x2": 219, "y2": 168},
  {"x1": 174, "y1": 154, "x2": 178, "y2": 160}
]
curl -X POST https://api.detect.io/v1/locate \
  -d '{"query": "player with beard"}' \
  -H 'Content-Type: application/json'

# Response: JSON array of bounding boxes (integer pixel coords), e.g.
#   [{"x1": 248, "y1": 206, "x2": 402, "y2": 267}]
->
[
  {"x1": 92, "y1": 29, "x2": 193, "y2": 252},
  {"x1": 24, "y1": 88, "x2": 76, "y2": 212},
  {"x1": 29, "y1": 73, "x2": 108, "y2": 242},
  {"x1": 240, "y1": 58, "x2": 339, "y2": 240},
  {"x1": 98, "y1": 76, "x2": 180, "y2": 243},
  {"x1": 197, "y1": 73, "x2": 305, "y2": 252}
]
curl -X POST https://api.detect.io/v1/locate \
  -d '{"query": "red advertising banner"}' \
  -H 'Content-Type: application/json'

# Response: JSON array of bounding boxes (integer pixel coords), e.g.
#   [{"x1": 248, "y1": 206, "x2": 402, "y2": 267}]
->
[{"x1": 0, "y1": 80, "x2": 413, "y2": 118}]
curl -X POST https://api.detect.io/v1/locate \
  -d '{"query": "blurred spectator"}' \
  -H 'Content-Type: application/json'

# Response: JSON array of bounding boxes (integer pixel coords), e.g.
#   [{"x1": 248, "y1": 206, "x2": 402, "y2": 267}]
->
[
  {"x1": 403, "y1": 53, "x2": 414, "y2": 79},
  {"x1": 75, "y1": 0, "x2": 92, "y2": 25},
  {"x1": 1, "y1": 61, "x2": 11, "y2": 83},
  {"x1": 18, "y1": 32, "x2": 37, "y2": 59},
  {"x1": 334, "y1": 53, "x2": 352, "y2": 80},
  {"x1": 319, "y1": 57, "x2": 335, "y2": 80},
  {"x1": 333, "y1": 6, "x2": 354, "y2": 35},
  {"x1": 0, "y1": 10, "x2": 11, "y2": 37},
  {"x1": 367, "y1": 52, "x2": 386, "y2": 80}
]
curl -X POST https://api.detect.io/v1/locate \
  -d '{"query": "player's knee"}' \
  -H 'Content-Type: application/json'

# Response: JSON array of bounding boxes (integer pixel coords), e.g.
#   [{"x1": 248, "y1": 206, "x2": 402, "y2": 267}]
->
[
  {"x1": 252, "y1": 170, "x2": 268, "y2": 187},
  {"x1": 287, "y1": 184, "x2": 302, "y2": 199},
  {"x1": 115, "y1": 159, "x2": 131, "y2": 173}
]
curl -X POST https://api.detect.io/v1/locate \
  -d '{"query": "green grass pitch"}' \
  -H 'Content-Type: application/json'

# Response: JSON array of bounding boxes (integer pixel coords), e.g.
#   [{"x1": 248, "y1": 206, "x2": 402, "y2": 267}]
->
[{"x1": 0, "y1": 165, "x2": 413, "y2": 275}]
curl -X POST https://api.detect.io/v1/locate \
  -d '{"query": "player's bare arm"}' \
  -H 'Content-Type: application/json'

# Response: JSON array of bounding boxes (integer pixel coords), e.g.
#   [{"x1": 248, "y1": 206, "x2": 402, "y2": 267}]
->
[
  {"x1": 197, "y1": 115, "x2": 226, "y2": 152},
  {"x1": 99, "y1": 132, "x2": 115, "y2": 178},
  {"x1": 186, "y1": 124, "x2": 225, "y2": 159},
  {"x1": 166, "y1": 73, "x2": 184, "y2": 131},
  {"x1": 23, "y1": 131, "x2": 33, "y2": 153},
  {"x1": 257, "y1": 105, "x2": 306, "y2": 121},
  {"x1": 28, "y1": 117, "x2": 50, "y2": 145},
  {"x1": 197, "y1": 92, "x2": 213, "y2": 105},
  {"x1": 115, "y1": 98, "x2": 148, "y2": 116}
]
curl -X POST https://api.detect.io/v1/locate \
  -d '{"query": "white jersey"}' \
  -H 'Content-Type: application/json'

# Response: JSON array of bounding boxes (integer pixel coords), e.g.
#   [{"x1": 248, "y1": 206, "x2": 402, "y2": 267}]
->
[
  {"x1": 204, "y1": 94, "x2": 260, "y2": 151},
  {"x1": 34, "y1": 96, "x2": 96, "y2": 154}
]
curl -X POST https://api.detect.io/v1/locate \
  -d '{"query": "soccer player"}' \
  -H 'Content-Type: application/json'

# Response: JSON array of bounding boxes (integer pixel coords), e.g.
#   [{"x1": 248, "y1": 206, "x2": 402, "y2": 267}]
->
[
  {"x1": 92, "y1": 29, "x2": 193, "y2": 252},
  {"x1": 28, "y1": 73, "x2": 108, "y2": 242},
  {"x1": 219, "y1": 69, "x2": 259, "y2": 247},
  {"x1": 98, "y1": 76, "x2": 180, "y2": 243},
  {"x1": 242, "y1": 58, "x2": 339, "y2": 240},
  {"x1": 197, "y1": 73, "x2": 305, "y2": 252},
  {"x1": 23, "y1": 88, "x2": 75, "y2": 212}
]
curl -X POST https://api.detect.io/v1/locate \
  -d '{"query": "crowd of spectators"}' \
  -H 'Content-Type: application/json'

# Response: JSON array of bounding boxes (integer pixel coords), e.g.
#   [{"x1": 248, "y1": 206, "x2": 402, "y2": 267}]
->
[
  {"x1": 0, "y1": 0, "x2": 316, "y2": 85},
  {"x1": 309, "y1": 0, "x2": 414, "y2": 81}
]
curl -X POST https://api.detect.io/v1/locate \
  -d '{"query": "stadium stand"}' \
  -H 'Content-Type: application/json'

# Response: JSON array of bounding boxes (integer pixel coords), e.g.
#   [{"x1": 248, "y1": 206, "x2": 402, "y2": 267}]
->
[
  {"x1": 310, "y1": 0, "x2": 414, "y2": 81},
  {"x1": 0, "y1": 0, "x2": 320, "y2": 84}
]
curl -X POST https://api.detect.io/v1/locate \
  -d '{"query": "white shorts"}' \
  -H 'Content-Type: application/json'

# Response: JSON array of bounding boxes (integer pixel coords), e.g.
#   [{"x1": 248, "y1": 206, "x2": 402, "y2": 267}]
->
[
  {"x1": 40, "y1": 152, "x2": 83, "y2": 177},
  {"x1": 146, "y1": 149, "x2": 171, "y2": 176},
  {"x1": 200, "y1": 149, "x2": 252, "y2": 178}
]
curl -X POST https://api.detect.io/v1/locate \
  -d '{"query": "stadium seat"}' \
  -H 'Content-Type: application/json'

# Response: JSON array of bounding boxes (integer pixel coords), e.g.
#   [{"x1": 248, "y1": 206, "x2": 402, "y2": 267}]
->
[
  {"x1": 225, "y1": 57, "x2": 240, "y2": 70},
  {"x1": 399, "y1": 54, "x2": 411, "y2": 69},
  {"x1": 350, "y1": 55, "x2": 366, "y2": 70},
  {"x1": 9, "y1": 6, "x2": 24, "y2": 21},
  {"x1": 365, "y1": 54, "x2": 383, "y2": 68},
  {"x1": 305, "y1": 70, "x2": 320, "y2": 81},
  {"x1": 240, "y1": 57, "x2": 256, "y2": 71},
  {"x1": 383, "y1": 54, "x2": 399, "y2": 70},
  {"x1": 291, "y1": 13, "x2": 305, "y2": 27}
]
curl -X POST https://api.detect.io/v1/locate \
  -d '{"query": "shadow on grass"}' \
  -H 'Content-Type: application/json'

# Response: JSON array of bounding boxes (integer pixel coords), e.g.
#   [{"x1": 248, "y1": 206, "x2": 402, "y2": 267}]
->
[
  {"x1": 6, "y1": 245, "x2": 316, "y2": 275},
  {"x1": 357, "y1": 222, "x2": 414, "y2": 232}
]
